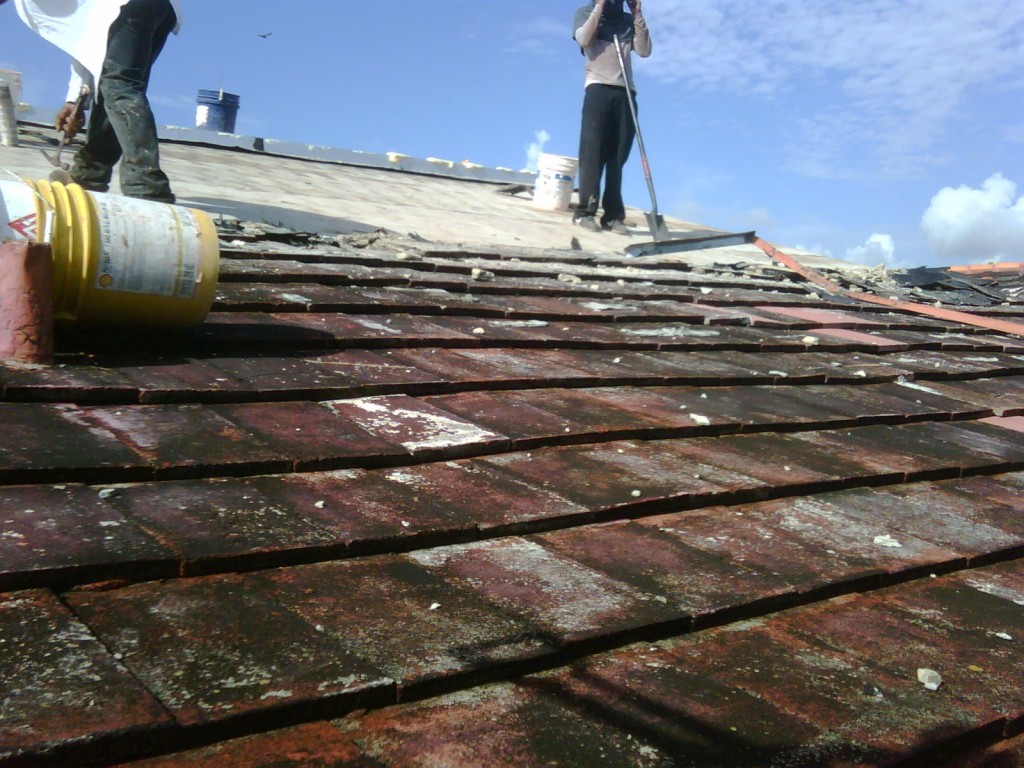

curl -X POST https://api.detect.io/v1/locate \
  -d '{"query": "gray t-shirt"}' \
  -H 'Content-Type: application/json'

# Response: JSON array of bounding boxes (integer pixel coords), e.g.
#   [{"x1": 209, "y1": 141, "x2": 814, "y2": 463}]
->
[{"x1": 574, "y1": 7, "x2": 652, "y2": 90}]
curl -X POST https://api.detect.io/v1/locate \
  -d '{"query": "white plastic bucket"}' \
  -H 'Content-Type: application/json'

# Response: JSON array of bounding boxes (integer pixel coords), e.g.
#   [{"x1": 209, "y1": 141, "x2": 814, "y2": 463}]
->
[
  {"x1": 532, "y1": 153, "x2": 578, "y2": 212},
  {"x1": 0, "y1": 70, "x2": 23, "y2": 105}
]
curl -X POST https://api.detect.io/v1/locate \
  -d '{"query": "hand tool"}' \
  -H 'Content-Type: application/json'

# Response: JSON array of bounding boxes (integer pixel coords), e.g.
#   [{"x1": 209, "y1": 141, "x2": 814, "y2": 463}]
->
[{"x1": 613, "y1": 34, "x2": 670, "y2": 241}]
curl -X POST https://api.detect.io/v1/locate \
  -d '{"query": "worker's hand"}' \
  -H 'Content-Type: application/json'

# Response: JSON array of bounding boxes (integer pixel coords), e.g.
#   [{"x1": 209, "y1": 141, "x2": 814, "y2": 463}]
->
[
  {"x1": 628, "y1": 0, "x2": 642, "y2": 13},
  {"x1": 54, "y1": 101, "x2": 85, "y2": 139}
]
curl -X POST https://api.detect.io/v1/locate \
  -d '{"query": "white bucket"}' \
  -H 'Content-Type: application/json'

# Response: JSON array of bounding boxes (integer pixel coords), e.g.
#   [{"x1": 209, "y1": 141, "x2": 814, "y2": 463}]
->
[
  {"x1": 532, "y1": 153, "x2": 578, "y2": 212},
  {"x1": 0, "y1": 70, "x2": 23, "y2": 106}
]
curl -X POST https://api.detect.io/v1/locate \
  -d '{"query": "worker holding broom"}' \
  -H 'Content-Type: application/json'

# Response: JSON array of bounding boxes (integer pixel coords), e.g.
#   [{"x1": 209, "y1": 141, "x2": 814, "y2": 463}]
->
[
  {"x1": 572, "y1": 0, "x2": 652, "y2": 234},
  {"x1": 1, "y1": 0, "x2": 181, "y2": 203}
]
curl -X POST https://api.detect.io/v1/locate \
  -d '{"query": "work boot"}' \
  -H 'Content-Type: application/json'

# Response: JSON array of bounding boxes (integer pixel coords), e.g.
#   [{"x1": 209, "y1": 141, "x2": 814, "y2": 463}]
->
[
  {"x1": 574, "y1": 215, "x2": 601, "y2": 233},
  {"x1": 603, "y1": 219, "x2": 630, "y2": 235}
]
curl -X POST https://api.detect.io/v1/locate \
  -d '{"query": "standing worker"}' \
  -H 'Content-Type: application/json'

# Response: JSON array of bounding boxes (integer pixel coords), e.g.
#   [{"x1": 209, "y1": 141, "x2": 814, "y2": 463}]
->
[
  {"x1": 1, "y1": 0, "x2": 181, "y2": 202},
  {"x1": 572, "y1": 0, "x2": 651, "y2": 234}
]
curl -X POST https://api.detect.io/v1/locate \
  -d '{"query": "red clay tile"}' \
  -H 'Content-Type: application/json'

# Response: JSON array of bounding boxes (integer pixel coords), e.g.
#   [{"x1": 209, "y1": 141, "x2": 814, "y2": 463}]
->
[
  {"x1": 423, "y1": 390, "x2": 587, "y2": 442},
  {"x1": 311, "y1": 349, "x2": 443, "y2": 390},
  {"x1": 653, "y1": 619, "x2": 985, "y2": 765},
  {"x1": 879, "y1": 575, "x2": 1024, "y2": 721},
  {"x1": 664, "y1": 432, "x2": 851, "y2": 490},
  {"x1": 925, "y1": 376, "x2": 1024, "y2": 417},
  {"x1": 211, "y1": 400, "x2": 406, "y2": 469},
  {"x1": 106, "y1": 477, "x2": 342, "y2": 573},
  {"x1": 410, "y1": 537, "x2": 664, "y2": 645},
  {"x1": 981, "y1": 415, "x2": 1024, "y2": 433},
  {"x1": 481, "y1": 440, "x2": 760, "y2": 513},
  {"x1": 492, "y1": 387, "x2": 669, "y2": 437},
  {"x1": 756, "y1": 306, "x2": 883, "y2": 327},
  {"x1": 0, "y1": 589, "x2": 172, "y2": 760},
  {"x1": 255, "y1": 468, "x2": 475, "y2": 547},
  {"x1": 65, "y1": 573, "x2": 392, "y2": 727},
  {"x1": 199, "y1": 353, "x2": 350, "y2": 398},
  {"x1": 333, "y1": 680, "x2": 677, "y2": 767},
  {"x1": 957, "y1": 557, "x2": 1024, "y2": 602},
  {"x1": 808, "y1": 328, "x2": 909, "y2": 350},
  {"x1": 536, "y1": 640, "x2": 821, "y2": 764},
  {"x1": 256, "y1": 556, "x2": 547, "y2": 689},
  {"x1": 77, "y1": 404, "x2": 290, "y2": 478},
  {"x1": 536, "y1": 519, "x2": 791, "y2": 626},
  {"x1": 195, "y1": 312, "x2": 336, "y2": 348},
  {"x1": 0, "y1": 403, "x2": 147, "y2": 482},
  {"x1": 789, "y1": 423, "x2": 982, "y2": 481},
  {"x1": 778, "y1": 594, "x2": 1009, "y2": 731},
  {"x1": 0, "y1": 357, "x2": 137, "y2": 402},
  {"x1": 640, "y1": 490, "x2": 955, "y2": 595},
  {"x1": 110, "y1": 356, "x2": 252, "y2": 404},
  {"x1": 0, "y1": 484, "x2": 174, "y2": 590},
  {"x1": 833, "y1": 482, "x2": 1023, "y2": 560},
  {"x1": 324, "y1": 395, "x2": 509, "y2": 458},
  {"x1": 107, "y1": 721, "x2": 372, "y2": 767}
]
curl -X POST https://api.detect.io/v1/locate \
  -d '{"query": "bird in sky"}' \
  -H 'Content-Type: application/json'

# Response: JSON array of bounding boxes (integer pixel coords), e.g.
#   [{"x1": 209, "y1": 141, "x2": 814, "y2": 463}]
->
[{"x1": 257, "y1": 32, "x2": 272, "y2": 39}]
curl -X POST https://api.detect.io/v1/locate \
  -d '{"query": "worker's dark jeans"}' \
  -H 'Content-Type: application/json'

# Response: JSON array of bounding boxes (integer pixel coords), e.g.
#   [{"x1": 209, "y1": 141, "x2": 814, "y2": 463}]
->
[
  {"x1": 71, "y1": 0, "x2": 176, "y2": 201},
  {"x1": 575, "y1": 84, "x2": 636, "y2": 226}
]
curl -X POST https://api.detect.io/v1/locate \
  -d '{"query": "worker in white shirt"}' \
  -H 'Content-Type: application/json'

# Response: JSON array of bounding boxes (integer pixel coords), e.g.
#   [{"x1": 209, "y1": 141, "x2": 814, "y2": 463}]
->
[{"x1": 2, "y1": 0, "x2": 182, "y2": 202}]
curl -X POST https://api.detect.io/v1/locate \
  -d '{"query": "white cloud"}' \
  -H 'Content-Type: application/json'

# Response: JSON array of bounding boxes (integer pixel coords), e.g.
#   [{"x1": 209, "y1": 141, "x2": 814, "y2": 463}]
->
[
  {"x1": 640, "y1": 0, "x2": 1024, "y2": 180},
  {"x1": 508, "y1": 16, "x2": 568, "y2": 56},
  {"x1": 525, "y1": 129, "x2": 551, "y2": 172},
  {"x1": 921, "y1": 173, "x2": 1024, "y2": 264},
  {"x1": 846, "y1": 233, "x2": 898, "y2": 267}
]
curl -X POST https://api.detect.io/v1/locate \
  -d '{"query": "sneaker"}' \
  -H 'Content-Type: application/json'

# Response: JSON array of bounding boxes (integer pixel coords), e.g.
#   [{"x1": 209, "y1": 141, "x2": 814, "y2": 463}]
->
[
  {"x1": 574, "y1": 215, "x2": 601, "y2": 232},
  {"x1": 603, "y1": 219, "x2": 631, "y2": 235}
]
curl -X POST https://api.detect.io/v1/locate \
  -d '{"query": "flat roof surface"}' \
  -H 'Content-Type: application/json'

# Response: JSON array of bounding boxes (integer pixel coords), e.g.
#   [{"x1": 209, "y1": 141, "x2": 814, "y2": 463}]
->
[{"x1": 2, "y1": 127, "x2": 1024, "y2": 767}]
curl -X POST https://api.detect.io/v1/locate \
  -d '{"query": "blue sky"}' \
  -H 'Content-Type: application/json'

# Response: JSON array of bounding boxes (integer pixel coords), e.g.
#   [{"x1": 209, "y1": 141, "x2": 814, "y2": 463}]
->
[{"x1": 3, "y1": 0, "x2": 1023, "y2": 267}]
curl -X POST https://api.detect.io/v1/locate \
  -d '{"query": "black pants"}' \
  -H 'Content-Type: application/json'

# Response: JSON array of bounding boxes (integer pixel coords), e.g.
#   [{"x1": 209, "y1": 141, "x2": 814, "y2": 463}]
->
[
  {"x1": 72, "y1": 0, "x2": 176, "y2": 201},
  {"x1": 576, "y1": 84, "x2": 636, "y2": 226}
]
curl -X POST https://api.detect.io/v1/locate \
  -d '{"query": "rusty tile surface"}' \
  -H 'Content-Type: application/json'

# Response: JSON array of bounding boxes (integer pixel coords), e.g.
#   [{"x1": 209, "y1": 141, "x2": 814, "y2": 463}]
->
[
  {"x1": 65, "y1": 573, "x2": 392, "y2": 727},
  {"x1": 105, "y1": 477, "x2": 341, "y2": 572},
  {"x1": 409, "y1": 537, "x2": 667, "y2": 645},
  {"x1": 325, "y1": 395, "x2": 509, "y2": 457},
  {"x1": 829, "y1": 483, "x2": 1024, "y2": 560},
  {"x1": 640, "y1": 492, "x2": 960, "y2": 599},
  {"x1": 0, "y1": 358, "x2": 137, "y2": 402},
  {"x1": 422, "y1": 390, "x2": 587, "y2": 442},
  {"x1": 755, "y1": 306, "x2": 883, "y2": 327},
  {"x1": 778, "y1": 593, "x2": 1010, "y2": 730},
  {"x1": 256, "y1": 556, "x2": 547, "y2": 688},
  {"x1": 108, "y1": 721, "x2": 375, "y2": 767},
  {"x1": 200, "y1": 353, "x2": 352, "y2": 398},
  {"x1": 311, "y1": 349, "x2": 444, "y2": 389},
  {"x1": 111, "y1": 356, "x2": 253, "y2": 403},
  {"x1": 649, "y1": 618, "x2": 989, "y2": 765},
  {"x1": 534, "y1": 641, "x2": 822, "y2": 766},
  {"x1": 333, "y1": 681, "x2": 677, "y2": 767},
  {"x1": 789, "y1": 423, "x2": 981, "y2": 480},
  {"x1": 0, "y1": 589, "x2": 172, "y2": 760},
  {"x1": 536, "y1": 519, "x2": 792, "y2": 625},
  {"x1": 211, "y1": 400, "x2": 406, "y2": 469},
  {"x1": 254, "y1": 468, "x2": 472, "y2": 547},
  {"x1": 480, "y1": 440, "x2": 763, "y2": 513},
  {"x1": 809, "y1": 328, "x2": 910, "y2": 350},
  {"x1": 78, "y1": 404, "x2": 286, "y2": 478},
  {"x1": 0, "y1": 403, "x2": 147, "y2": 481},
  {"x1": 0, "y1": 484, "x2": 174, "y2": 590}
]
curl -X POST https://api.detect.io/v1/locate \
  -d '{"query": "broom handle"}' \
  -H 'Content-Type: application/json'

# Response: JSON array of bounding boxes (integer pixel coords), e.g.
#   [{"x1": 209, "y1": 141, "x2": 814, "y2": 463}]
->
[{"x1": 613, "y1": 35, "x2": 659, "y2": 213}]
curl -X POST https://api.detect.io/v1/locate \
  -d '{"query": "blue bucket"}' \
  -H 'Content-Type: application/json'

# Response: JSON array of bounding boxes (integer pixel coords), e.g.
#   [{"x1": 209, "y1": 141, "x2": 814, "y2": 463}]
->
[{"x1": 195, "y1": 89, "x2": 240, "y2": 133}]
